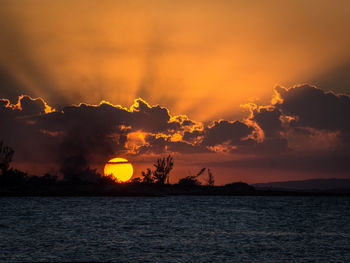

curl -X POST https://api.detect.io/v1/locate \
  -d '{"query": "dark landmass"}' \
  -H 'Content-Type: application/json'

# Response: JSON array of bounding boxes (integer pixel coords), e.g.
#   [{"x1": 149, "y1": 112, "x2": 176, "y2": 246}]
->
[
  {"x1": 253, "y1": 178, "x2": 350, "y2": 194},
  {"x1": 1, "y1": 180, "x2": 350, "y2": 197}
]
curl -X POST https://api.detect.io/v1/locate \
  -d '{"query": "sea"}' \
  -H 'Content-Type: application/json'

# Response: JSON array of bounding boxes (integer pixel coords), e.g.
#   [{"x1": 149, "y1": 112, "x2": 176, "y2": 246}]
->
[{"x1": 0, "y1": 196, "x2": 349, "y2": 262}]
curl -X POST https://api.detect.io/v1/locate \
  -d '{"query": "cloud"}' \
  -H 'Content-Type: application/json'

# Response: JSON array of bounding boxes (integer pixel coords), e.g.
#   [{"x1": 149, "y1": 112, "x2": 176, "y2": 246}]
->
[
  {"x1": 238, "y1": 84, "x2": 350, "y2": 173},
  {"x1": 251, "y1": 106, "x2": 282, "y2": 139},
  {"x1": 137, "y1": 133, "x2": 209, "y2": 155},
  {"x1": 129, "y1": 99, "x2": 174, "y2": 133},
  {"x1": 1, "y1": 84, "x2": 350, "y2": 180},
  {"x1": 18, "y1": 95, "x2": 53, "y2": 115},
  {"x1": 202, "y1": 120, "x2": 253, "y2": 146},
  {"x1": 275, "y1": 84, "x2": 350, "y2": 132},
  {"x1": 0, "y1": 96, "x2": 203, "y2": 178}
]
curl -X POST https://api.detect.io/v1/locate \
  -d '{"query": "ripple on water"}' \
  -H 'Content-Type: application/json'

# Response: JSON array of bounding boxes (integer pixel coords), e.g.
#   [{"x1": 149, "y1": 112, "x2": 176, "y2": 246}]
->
[{"x1": 0, "y1": 196, "x2": 350, "y2": 262}]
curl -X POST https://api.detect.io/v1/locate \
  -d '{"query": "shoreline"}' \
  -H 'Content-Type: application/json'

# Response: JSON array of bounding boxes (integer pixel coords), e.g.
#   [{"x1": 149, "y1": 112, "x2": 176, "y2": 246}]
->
[
  {"x1": 2, "y1": 182, "x2": 350, "y2": 197},
  {"x1": 1, "y1": 191, "x2": 349, "y2": 197}
]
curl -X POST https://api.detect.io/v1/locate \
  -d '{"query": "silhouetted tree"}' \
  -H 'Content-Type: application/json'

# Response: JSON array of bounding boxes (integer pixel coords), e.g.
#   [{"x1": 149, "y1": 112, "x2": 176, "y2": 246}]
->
[
  {"x1": 153, "y1": 155, "x2": 174, "y2": 184},
  {"x1": 206, "y1": 169, "x2": 214, "y2": 186},
  {"x1": 141, "y1": 168, "x2": 154, "y2": 183},
  {"x1": 0, "y1": 141, "x2": 14, "y2": 175}
]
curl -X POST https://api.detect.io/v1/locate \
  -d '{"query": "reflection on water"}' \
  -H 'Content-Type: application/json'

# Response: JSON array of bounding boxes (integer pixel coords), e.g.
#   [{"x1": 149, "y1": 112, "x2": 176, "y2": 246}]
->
[{"x1": 1, "y1": 196, "x2": 349, "y2": 262}]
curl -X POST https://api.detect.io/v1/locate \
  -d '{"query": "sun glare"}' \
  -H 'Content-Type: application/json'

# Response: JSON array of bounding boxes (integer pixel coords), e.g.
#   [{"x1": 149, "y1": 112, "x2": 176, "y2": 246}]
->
[{"x1": 104, "y1": 158, "x2": 133, "y2": 182}]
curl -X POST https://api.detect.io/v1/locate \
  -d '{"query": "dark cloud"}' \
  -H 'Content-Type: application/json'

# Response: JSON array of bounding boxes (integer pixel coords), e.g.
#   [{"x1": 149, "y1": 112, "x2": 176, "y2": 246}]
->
[
  {"x1": 180, "y1": 120, "x2": 257, "y2": 153},
  {"x1": 1, "y1": 84, "x2": 350, "y2": 179},
  {"x1": 130, "y1": 99, "x2": 173, "y2": 133},
  {"x1": 275, "y1": 84, "x2": 350, "y2": 132},
  {"x1": 0, "y1": 96, "x2": 203, "y2": 178},
  {"x1": 251, "y1": 107, "x2": 282, "y2": 138},
  {"x1": 19, "y1": 95, "x2": 49, "y2": 115},
  {"x1": 138, "y1": 134, "x2": 209, "y2": 155},
  {"x1": 202, "y1": 120, "x2": 253, "y2": 146},
  {"x1": 243, "y1": 103, "x2": 290, "y2": 154},
  {"x1": 183, "y1": 130, "x2": 202, "y2": 143},
  {"x1": 0, "y1": 97, "x2": 56, "y2": 163},
  {"x1": 228, "y1": 84, "x2": 350, "y2": 174}
]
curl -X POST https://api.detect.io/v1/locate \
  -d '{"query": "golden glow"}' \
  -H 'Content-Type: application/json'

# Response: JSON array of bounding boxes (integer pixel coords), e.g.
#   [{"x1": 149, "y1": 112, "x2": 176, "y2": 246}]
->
[
  {"x1": 1, "y1": 0, "x2": 350, "y2": 121},
  {"x1": 104, "y1": 157, "x2": 133, "y2": 182}
]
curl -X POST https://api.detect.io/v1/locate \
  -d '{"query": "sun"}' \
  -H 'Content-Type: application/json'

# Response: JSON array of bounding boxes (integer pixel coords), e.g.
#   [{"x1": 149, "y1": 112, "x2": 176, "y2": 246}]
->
[{"x1": 104, "y1": 157, "x2": 133, "y2": 182}]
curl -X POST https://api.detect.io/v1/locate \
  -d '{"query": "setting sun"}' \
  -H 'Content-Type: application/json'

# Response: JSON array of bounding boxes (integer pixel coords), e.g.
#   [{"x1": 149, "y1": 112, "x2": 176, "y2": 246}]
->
[{"x1": 104, "y1": 158, "x2": 133, "y2": 182}]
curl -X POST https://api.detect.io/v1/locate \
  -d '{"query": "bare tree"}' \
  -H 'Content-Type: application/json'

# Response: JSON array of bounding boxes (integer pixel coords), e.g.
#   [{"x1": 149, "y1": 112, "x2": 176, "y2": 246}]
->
[
  {"x1": 153, "y1": 155, "x2": 174, "y2": 184},
  {"x1": 206, "y1": 168, "x2": 214, "y2": 186},
  {"x1": 0, "y1": 141, "x2": 14, "y2": 175}
]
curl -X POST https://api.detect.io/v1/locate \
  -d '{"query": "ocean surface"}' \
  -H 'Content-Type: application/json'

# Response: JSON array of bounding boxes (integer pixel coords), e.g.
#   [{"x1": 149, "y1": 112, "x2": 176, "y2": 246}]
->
[{"x1": 1, "y1": 196, "x2": 350, "y2": 262}]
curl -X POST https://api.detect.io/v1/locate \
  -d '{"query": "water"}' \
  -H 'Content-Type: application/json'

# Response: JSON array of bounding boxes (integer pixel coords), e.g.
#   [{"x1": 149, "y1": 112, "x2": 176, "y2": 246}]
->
[{"x1": 0, "y1": 196, "x2": 349, "y2": 262}]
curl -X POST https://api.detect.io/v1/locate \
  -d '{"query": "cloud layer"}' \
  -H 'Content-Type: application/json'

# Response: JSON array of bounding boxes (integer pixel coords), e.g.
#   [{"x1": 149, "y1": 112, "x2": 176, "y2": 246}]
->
[{"x1": 1, "y1": 84, "x2": 349, "y2": 181}]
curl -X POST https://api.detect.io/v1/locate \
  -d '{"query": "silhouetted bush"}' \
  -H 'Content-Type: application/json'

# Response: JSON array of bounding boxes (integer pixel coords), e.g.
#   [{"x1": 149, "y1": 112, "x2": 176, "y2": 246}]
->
[
  {"x1": 178, "y1": 177, "x2": 201, "y2": 186},
  {"x1": 178, "y1": 168, "x2": 206, "y2": 186},
  {"x1": 131, "y1": 177, "x2": 142, "y2": 183},
  {"x1": 63, "y1": 167, "x2": 102, "y2": 184},
  {"x1": 27, "y1": 173, "x2": 58, "y2": 185},
  {"x1": 0, "y1": 168, "x2": 28, "y2": 185}
]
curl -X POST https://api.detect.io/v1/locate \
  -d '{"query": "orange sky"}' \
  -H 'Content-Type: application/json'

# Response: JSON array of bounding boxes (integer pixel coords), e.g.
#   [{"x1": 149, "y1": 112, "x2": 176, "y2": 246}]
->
[
  {"x1": 1, "y1": 0, "x2": 350, "y2": 121},
  {"x1": 1, "y1": 1, "x2": 350, "y2": 184}
]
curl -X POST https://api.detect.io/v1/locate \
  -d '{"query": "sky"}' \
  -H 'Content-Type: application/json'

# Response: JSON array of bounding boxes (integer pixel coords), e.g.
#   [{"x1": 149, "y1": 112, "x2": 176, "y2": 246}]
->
[{"x1": 0, "y1": 0, "x2": 350, "y2": 184}]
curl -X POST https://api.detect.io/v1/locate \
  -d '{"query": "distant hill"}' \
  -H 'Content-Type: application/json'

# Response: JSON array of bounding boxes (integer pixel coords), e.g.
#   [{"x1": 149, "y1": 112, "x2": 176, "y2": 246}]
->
[{"x1": 253, "y1": 178, "x2": 350, "y2": 193}]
